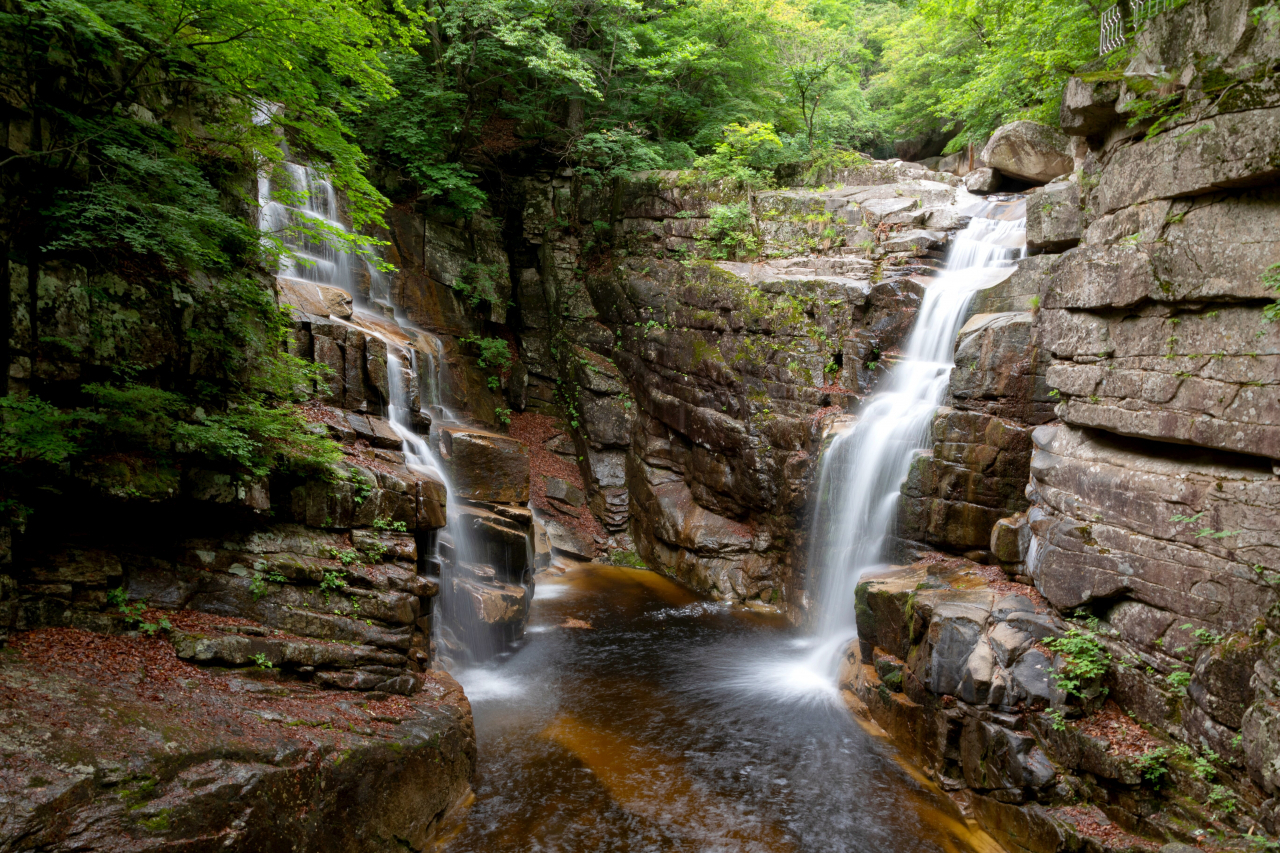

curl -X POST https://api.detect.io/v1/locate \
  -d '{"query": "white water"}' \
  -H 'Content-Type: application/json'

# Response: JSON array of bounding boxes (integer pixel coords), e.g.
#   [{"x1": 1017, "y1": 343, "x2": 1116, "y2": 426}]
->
[
  {"x1": 258, "y1": 162, "x2": 498, "y2": 666},
  {"x1": 733, "y1": 210, "x2": 1027, "y2": 703}
]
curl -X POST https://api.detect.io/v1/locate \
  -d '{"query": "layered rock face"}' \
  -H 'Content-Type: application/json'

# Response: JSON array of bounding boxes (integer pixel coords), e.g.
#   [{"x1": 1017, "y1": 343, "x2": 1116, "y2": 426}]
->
[
  {"x1": 1, "y1": 627, "x2": 474, "y2": 852},
  {"x1": 0, "y1": 259, "x2": 481, "y2": 850},
  {"x1": 847, "y1": 1, "x2": 1280, "y2": 847},
  {"x1": 510, "y1": 162, "x2": 1007, "y2": 602},
  {"x1": 0, "y1": 175, "x2": 535, "y2": 848}
]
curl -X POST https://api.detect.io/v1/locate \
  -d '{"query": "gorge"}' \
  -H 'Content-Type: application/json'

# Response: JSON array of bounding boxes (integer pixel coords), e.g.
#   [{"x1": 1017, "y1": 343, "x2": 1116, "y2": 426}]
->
[{"x1": 3, "y1": 0, "x2": 1280, "y2": 851}]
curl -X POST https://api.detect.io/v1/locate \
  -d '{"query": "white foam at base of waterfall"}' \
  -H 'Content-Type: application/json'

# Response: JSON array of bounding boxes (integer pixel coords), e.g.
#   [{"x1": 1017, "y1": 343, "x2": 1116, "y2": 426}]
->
[{"x1": 721, "y1": 212, "x2": 1027, "y2": 706}]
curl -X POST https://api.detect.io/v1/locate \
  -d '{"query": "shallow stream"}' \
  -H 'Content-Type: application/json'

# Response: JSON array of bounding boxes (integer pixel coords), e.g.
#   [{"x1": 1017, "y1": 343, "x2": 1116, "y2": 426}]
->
[{"x1": 440, "y1": 563, "x2": 1002, "y2": 853}]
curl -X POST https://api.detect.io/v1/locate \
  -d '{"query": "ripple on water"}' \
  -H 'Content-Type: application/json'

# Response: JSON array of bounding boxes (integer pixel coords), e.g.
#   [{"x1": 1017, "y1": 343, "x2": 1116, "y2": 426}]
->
[{"x1": 442, "y1": 563, "x2": 1002, "y2": 853}]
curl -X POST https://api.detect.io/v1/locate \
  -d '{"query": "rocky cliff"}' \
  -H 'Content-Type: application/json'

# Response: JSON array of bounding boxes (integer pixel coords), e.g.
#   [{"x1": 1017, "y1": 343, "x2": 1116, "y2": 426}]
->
[
  {"x1": 841, "y1": 2, "x2": 1280, "y2": 849},
  {"x1": 506, "y1": 162, "x2": 1027, "y2": 607}
]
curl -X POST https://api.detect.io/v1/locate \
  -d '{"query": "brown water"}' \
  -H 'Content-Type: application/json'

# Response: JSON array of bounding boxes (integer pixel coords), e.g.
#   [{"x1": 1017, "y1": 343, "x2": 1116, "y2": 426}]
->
[{"x1": 439, "y1": 564, "x2": 1001, "y2": 853}]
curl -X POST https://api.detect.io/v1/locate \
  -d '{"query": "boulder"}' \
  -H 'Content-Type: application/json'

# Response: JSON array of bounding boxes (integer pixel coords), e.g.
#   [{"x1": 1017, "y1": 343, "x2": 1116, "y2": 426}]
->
[
  {"x1": 964, "y1": 168, "x2": 1002, "y2": 194},
  {"x1": 861, "y1": 197, "x2": 919, "y2": 225},
  {"x1": 938, "y1": 149, "x2": 973, "y2": 177},
  {"x1": 449, "y1": 575, "x2": 528, "y2": 627},
  {"x1": 882, "y1": 229, "x2": 947, "y2": 254},
  {"x1": 980, "y1": 121, "x2": 1073, "y2": 185},
  {"x1": 435, "y1": 426, "x2": 530, "y2": 504}
]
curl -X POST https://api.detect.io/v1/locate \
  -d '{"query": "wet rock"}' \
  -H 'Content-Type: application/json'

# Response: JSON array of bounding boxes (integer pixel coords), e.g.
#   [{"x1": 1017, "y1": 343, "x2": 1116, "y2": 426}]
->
[
  {"x1": 980, "y1": 121, "x2": 1073, "y2": 185},
  {"x1": 949, "y1": 312, "x2": 1046, "y2": 420},
  {"x1": 435, "y1": 426, "x2": 530, "y2": 504},
  {"x1": 448, "y1": 575, "x2": 528, "y2": 628},
  {"x1": 922, "y1": 600, "x2": 992, "y2": 696},
  {"x1": 960, "y1": 719, "x2": 1056, "y2": 791},
  {"x1": 899, "y1": 408, "x2": 1034, "y2": 553},
  {"x1": 881, "y1": 229, "x2": 947, "y2": 254},
  {"x1": 347, "y1": 413, "x2": 404, "y2": 450},
  {"x1": 964, "y1": 168, "x2": 1002, "y2": 193},
  {"x1": 855, "y1": 565, "x2": 925, "y2": 661}
]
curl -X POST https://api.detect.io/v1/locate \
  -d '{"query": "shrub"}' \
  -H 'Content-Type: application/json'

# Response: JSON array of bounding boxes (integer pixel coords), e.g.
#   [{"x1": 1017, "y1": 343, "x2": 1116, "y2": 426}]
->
[
  {"x1": 698, "y1": 203, "x2": 759, "y2": 260},
  {"x1": 1045, "y1": 618, "x2": 1111, "y2": 703}
]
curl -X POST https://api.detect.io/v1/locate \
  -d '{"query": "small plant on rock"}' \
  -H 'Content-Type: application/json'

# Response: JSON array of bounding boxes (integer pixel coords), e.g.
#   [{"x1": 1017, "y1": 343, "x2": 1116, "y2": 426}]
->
[
  {"x1": 319, "y1": 570, "x2": 347, "y2": 604},
  {"x1": 1045, "y1": 617, "x2": 1111, "y2": 705},
  {"x1": 1133, "y1": 746, "x2": 1171, "y2": 785},
  {"x1": 1262, "y1": 262, "x2": 1280, "y2": 323},
  {"x1": 698, "y1": 202, "x2": 759, "y2": 260},
  {"x1": 249, "y1": 564, "x2": 288, "y2": 601},
  {"x1": 372, "y1": 516, "x2": 408, "y2": 533},
  {"x1": 1045, "y1": 708, "x2": 1068, "y2": 732},
  {"x1": 327, "y1": 547, "x2": 360, "y2": 566},
  {"x1": 107, "y1": 588, "x2": 171, "y2": 635}
]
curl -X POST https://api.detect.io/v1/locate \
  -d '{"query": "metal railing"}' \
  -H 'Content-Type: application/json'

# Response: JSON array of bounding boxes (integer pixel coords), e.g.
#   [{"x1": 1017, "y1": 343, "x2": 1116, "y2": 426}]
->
[{"x1": 1100, "y1": 0, "x2": 1181, "y2": 54}]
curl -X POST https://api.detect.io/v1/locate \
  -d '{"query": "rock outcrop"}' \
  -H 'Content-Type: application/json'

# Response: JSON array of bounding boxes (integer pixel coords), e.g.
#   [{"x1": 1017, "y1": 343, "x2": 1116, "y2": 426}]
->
[
  {"x1": 509, "y1": 164, "x2": 1003, "y2": 604},
  {"x1": 0, "y1": 627, "x2": 474, "y2": 852},
  {"x1": 857, "y1": 1, "x2": 1280, "y2": 847}
]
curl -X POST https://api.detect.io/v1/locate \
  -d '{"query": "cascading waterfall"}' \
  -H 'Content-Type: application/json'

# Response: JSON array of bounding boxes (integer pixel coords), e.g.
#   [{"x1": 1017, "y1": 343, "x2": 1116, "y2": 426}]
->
[
  {"x1": 808, "y1": 212, "x2": 1027, "y2": 641},
  {"x1": 739, "y1": 205, "x2": 1027, "y2": 701},
  {"x1": 258, "y1": 162, "x2": 494, "y2": 667}
]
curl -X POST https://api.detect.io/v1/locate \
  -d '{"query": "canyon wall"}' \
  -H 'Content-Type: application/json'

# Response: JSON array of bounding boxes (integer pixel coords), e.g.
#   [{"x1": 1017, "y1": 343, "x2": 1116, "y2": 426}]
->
[
  {"x1": 844, "y1": 2, "x2": 1280, "y2": 849},
  {"x1": 509, "y1": 163, "x2": 1015, "y2": 606}
]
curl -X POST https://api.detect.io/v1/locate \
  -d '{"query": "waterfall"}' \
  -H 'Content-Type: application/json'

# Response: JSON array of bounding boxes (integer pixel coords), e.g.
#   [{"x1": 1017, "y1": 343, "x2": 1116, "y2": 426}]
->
[
  {"x1": 730, "y1": 207, "x2": 1027, "y2": 703},
  {"x1": 258, "y1": 162, "x2": 499, "y2": 668},
  {"x1": 808, "y1": 213, "x2": 1027, "y2": 641}
]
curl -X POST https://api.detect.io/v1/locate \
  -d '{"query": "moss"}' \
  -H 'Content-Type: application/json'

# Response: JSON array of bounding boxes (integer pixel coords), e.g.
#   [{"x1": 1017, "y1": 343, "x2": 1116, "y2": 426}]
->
[
  {"x1": 122, "y1": 775, "x2": 160, "y2": 806},
  {"x1": 609, "y1": 549, "x2": 647, "y2": 568},
  {"x1": 690, "y1": 339, "x2": 725, "y2": 367}
]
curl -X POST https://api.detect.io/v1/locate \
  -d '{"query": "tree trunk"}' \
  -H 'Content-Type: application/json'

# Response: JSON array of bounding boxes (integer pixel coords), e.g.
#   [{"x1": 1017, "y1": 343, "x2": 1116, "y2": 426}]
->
[
  {"x1": 0, "y1": 238, "x2": 9, "y2": 396},
  {"x1": 26, "y1": 246, "x2": 37, "y2": 389}
]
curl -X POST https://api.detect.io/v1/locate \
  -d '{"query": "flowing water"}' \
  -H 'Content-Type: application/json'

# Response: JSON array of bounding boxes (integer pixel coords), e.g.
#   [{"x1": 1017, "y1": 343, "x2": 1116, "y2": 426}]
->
[
  {"x1": 747, "y1": 205, "x2": 1028, "y2": 691},
  {"x1": 257, "y1": 163, "x2": 493, "y2": 662},
  {"x1": 442, "y1": 205, "x2": 1027, "y2": 852},
  {"x1": 442, "y1": 564, "x2": 1003, "y2": 853},
  {"x1": 810, "y1": 211, "x2": 1026, "y2": 637}
]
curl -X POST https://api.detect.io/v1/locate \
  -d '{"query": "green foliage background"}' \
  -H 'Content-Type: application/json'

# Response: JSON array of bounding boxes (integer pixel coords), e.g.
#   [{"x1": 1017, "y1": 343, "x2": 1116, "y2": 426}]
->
[{"x1": 0, "y1": 0, "x2": 1102, "y2": 514}]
